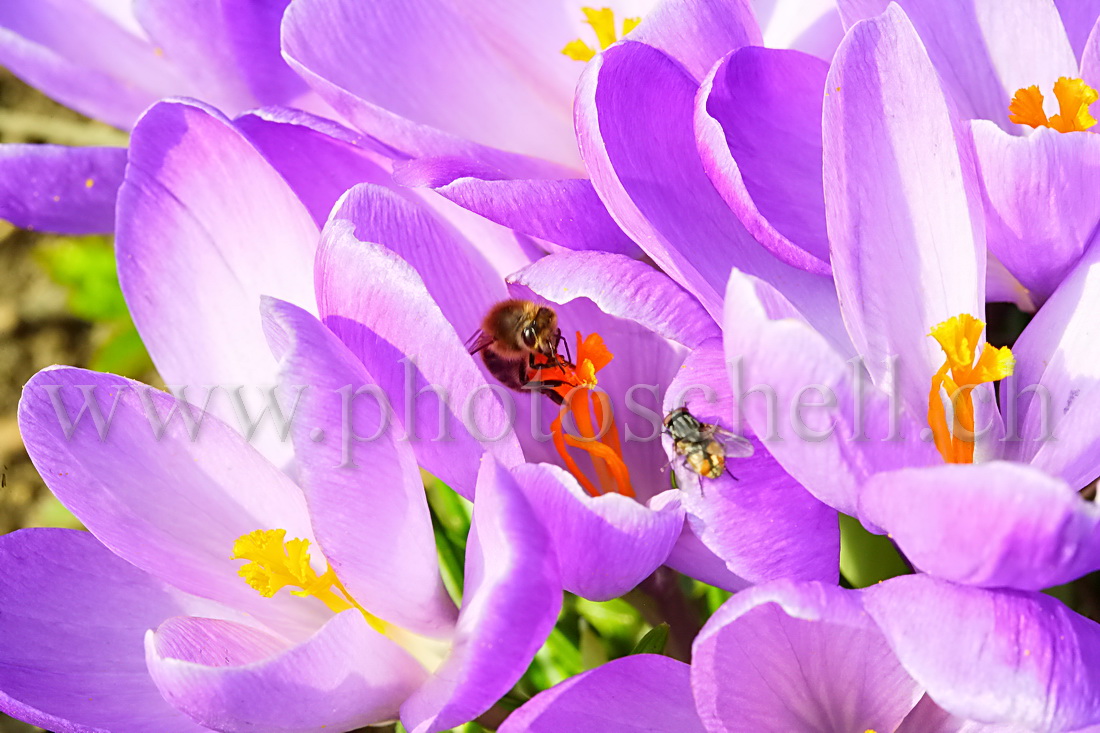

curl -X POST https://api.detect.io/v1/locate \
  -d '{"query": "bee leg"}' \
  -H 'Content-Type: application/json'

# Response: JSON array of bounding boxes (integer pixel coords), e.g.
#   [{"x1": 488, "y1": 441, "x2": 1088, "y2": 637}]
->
[
  {"x1": 524, "y1": 379, "x2": 568, "y2": 406},
  {"x1": 558, "y1": 329, "x2": 572, "y2": 366}
]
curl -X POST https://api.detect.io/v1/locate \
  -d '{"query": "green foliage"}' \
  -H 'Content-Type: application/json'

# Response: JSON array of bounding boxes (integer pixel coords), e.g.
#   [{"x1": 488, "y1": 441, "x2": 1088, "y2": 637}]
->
[
  {"x1": 34, "y1": 235, "x2": 153, "y2": 376},
  {"x1": 839, "y1": 513, "x2": 912, "y2": 587},
  {"x1": 630, "y1": 623, "x2": 670, "y2": 656}
]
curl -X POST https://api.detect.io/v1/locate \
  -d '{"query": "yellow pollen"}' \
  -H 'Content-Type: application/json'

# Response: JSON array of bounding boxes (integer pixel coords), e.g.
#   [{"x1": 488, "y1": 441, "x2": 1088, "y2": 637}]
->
[
  {"x1": 84, "y1": 178, "x2": 94, "y2": 188},
  {"x1": 1009, "y1": 77, "x2": 1098, "y2": 132},
  {"x1": 537, "y1": 332, "x2": 634, "y2": 497},
  {"x1": 927, "y1": 315, "x2": 1015, "y2": 464},
  {"x1": 561, "y1": 7, "x2": 642, "y2": 61},
  {"x1": 232, "y1": 529, "x2": 387, "y2": 634}
]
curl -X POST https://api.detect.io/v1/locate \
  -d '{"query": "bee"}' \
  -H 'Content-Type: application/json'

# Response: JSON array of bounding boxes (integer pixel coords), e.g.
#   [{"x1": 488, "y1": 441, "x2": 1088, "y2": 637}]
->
[
  {"x1": 663, "y1": 407, "x2": 754, "y2": 480},
  {"x1": 466, "y1": 299, "x2": 573, "y2": 403}
]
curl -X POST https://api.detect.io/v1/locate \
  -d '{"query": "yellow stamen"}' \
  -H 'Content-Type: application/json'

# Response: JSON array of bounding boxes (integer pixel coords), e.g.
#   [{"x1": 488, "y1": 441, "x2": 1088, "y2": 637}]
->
[
  {"x1": 232, "y1": 529, "x2": 388, "y2": 634},
  {"x1": 538, "y1": 332, "x2": 634, "y2": 497},
  {"x1": 927, "y1": 315, "x2": 1015, "y2": 464},
  {"x1": 561, "y1": 7, "x2": 642, "y2": 61},
  {"x1": 1009, "y1": 77, "x2": 1098, "y2": 132}
]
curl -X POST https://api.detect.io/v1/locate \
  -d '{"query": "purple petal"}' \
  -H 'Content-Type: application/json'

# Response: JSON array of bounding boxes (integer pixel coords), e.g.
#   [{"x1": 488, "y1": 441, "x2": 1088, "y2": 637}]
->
[
  {"x1": 281, "y1": 0, "x2": 581, "y2": 170},
  {"x1": 315, "y1": 196, "x2": 522, "y2": 496},
  {"x1": 631, "y1": 0, "x2": 762, "y2": 81},
  {"x1": 664, "y1": 518, "x2": 753, "y2": 592},
  {"x1": 394, "y1": 158, "x2": 640, "y2": 256},
  {"x1": 18, "y1": 367, "x2": 325, "y2": 639},
  {"x1": 147, "y1": 611, "x2": 427, "y2": 732},
  {"x1": 865, "y1": 575, "x2": 1100, "y2": 730},
  {"x1": 400, "y1": 458, "x2": 561, "y2": 733},
  {"x1": 1005, "y1": 245, "x2": 1100, "y2": 488},
  {"x1": 264, "y1": 298, "x2": 457, "y2": 635},
  {"x1": 500, "y1": 654, "x2": 703, "y2": 732},
  {"x1": 512, "y1": 463, "x2": 684, "y2": 601},
  {"x1": 756, "y1": 0, "x2": 844, "y2": 58},
  {"x1": 668, "y1": 340, "x2": 840, "y2": 584},
  {"x1": 1083, "y1": 15, "x2": 1100, "y2": 85},
  {"x1": 0, "y1": 528, "x2": 233, "y2": 733},
  {"x1": 1057, "y1": 0, "x2": 1100, "y2": 61},
  {"x1": 510, "y1": 251, "x2": 720, "y2": 349},
  {"x1": 134, "y1": 0, "x2": 312, "y2": 113},
  {"x1": 0, "y1": 144, "x2": 124, "y2": 234},
  {"x1": 824, "y1": 5, "x2": 986, "y2": 420},
  {"x1": 970, "y1": 121, "x2": 1100, "y2": 304},
  {"x1": 693, "y1": 580, "x2": 924, "y2": 732},
  {"x1": 724, "y1": 269, "x2": 940, "y2": 518},
  {"x1": 861, "y1": 462, "x2": 1100, "y2": 590},
  {"x1": 116, "y1": 99, "x2": 319, "y2": 465},
  {"x1": 838, "y1": 0, "x2": 1077, "y2": 129},
  {"x1": 235, "y1": 110, "x2": 396, "y2": 228},
  {"x1": 0, "y1": 0, "x2": 183, "y2": 127},
  {"x1": 697, "y1": 46, "x2": 831, "y2": 274},
  {"x1": 575, "y1": 40, "x2": 845, "y2": 341}
]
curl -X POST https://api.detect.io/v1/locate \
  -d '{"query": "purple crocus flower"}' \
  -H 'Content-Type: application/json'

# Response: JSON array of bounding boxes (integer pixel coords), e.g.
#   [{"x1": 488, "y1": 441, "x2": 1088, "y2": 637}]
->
[
  {"x1": 501, "y1": 576, "x2": 1100, "y2": 731},
  {"x1": 718, "y1": 5, "x2": 1100, "y2": 593},
  {"x1": 0, "y1": 0, "x2": 326, "y2": 235},
  {"x1": 3, "y1": 316, "x2": 560, "y2": 731}
]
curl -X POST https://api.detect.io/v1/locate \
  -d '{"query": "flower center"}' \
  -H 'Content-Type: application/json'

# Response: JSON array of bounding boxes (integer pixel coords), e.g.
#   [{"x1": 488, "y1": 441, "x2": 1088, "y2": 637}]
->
[
  {"x1": 1009, "y1": 77, "x2": 1098, "y2": 132},
  {"x1": 561, "y1": 7, "x2": 641, "y2": 61},
  {"x1": 534, "y1": 332, "x2": 634, "y2": 497},
  {"x1": 927, "y1": 315, "x2": 1015, "y2": 464},
  {"x1": 233, "y1": 529, "x2": 388, "y2": 634}
]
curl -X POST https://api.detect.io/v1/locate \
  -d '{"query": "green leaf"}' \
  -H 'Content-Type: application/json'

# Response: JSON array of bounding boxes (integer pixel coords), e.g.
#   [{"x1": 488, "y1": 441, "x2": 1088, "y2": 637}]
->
[
  {"x1": 579, "y1": 618, "x2": 609, "y2": 670},
  {"x1": 574, "y1": 597, "x2": 643, "y2": 640},
  {"x1": 839, "y1": 513, "x2": 911, "y2": 587},
  {"x1": 630, "y1": 623, "x2": 670, "y2": 656}
]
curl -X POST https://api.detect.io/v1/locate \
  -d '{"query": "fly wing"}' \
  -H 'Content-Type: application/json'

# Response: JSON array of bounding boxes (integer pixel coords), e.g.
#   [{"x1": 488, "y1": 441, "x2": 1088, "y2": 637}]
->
[
  {"x1": 465, "y1": 329, "x2": 496, "y2": 355},
  {"x1": 720, "y1": 433, "x2": 756, "y2": 458}
]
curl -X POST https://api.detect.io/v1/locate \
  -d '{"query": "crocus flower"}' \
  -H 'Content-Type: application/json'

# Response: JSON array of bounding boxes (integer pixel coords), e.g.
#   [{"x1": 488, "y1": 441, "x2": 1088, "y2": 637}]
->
[
  {"x1": 501, "y1": 576, "x2": 1100, "y2": 731},
  {"x1": 0, "y1": 0, "x2": 326, "y2": 235},
  {"x1": 721, "y1": 5, "x2": 1100, "y2": 594},
  {"x1": 3, "y1": 303, "x2": 560, "y2": 732}
]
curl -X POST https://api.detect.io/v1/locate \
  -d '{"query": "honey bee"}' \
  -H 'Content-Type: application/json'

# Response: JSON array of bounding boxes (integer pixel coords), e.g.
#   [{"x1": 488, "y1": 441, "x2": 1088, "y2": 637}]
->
[
  {"x1": 663, "y1": 407, "x2": 754, "y2": 480},
  {"x1": 466, "y1": 299, "x2": 573, "y2": 403}
]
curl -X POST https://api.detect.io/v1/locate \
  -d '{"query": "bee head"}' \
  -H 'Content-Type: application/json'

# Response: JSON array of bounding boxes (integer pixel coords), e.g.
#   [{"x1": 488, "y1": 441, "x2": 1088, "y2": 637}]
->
[{"x1": 523, "y1": 306, "x2": 560, "y2": 358}]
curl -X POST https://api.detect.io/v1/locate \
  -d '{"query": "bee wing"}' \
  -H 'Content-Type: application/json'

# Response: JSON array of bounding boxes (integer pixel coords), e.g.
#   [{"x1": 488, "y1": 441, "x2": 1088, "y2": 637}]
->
[{"x1": 465, "y1": 329, "x2": 496, "y2": 355}]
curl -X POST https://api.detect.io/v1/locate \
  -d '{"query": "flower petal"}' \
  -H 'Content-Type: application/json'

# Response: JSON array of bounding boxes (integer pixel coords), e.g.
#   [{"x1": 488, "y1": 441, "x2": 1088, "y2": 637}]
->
[
  {"x1": 1005, "y1": 245, "x2": 1100, "y2": 488},
  {"x1": 630, "y1": 0, "x2": 762, "y2": 81},
  {"x1": 824, "y1": 4, "x2": 986, "y2": 419},
  {"x1": 724, "y1": 269, "x2": 940, "y2": 518},
  {"x1": 664, "y1": 518, "x2": 752, "y2": 592},
  {"x1": 969, "y1": 121, "x2": 1100, "y2": 304},
  {"x1": 264, "y1": 298, "x2": 458, "y2": 635},
  {"x1": 500, "y1": 654, "x2": 703, "y2": 732},
  {"x1": 0, "y1": 0, "x2": 182, "y2": 127},
  {"x1": 697, "y1": 46, "x2": 831, "y2": 274},
  {"x1": 400, "y1": 458, "x2": 561, "y2": 733},
  {"x1": 864, "y1": 575, "x2": 1100, "y2": 731},
  {"x1": 116, "y1": 99, "x2": 319, "y2": 465},
  {"x1": 756, "y1": 0, "x2": 844, "y2": 58},
  {"x1": 147, "y1": 611, "x2": 427, "y2": 733},
  {"x1": 512, "y1": 463, "x2": 684, "y2": 600},
  {"x1": 668, "y1": 340, "x2": 840, "y2": 584},
  {"x1": 394, "y1": 158, "x2": 640, "y2": 256},
  {"x1": 838, "y1": 0, "x2": 1077, "y2": 129},
  {"x1": 861, "y1": 462, "x2": 1100, "y2": 590},
  {"x1": 18, "y1": 367, "x2": 324, "y2": 639},
  {"x1": 315, "y1": 194, "x2": 522, "y2": 496},
  {"x1": 576, "y1": 40, "x2": 844, "y2": 340},
  {"x1": 510, "y1": 251, "x2": 720, "y2": 349},
  {"x1": 134, "y1": 0, "x2": 312, "y2": 114},
  {"x1": 1057, "y1": 0, "x2": 1100, "y2": 62},
  {"x1": 0, "y1": 528, "x2": 234, "y2": 733},
  {"x1": 693, "y1": 580, "x2": 924, "y2": 732},
  {"x1": 0, "y1": 144, "x2": 125, "y2": 234},
  {"x1": 281, "y1": 0, "x2": 581, "y2": 169}
]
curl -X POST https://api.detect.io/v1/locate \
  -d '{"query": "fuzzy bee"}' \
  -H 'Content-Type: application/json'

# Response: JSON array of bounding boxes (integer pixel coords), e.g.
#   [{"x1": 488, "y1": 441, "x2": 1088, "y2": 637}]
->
[{"x1": 466, "y1": 299, "x2": 573, "y2": 403}]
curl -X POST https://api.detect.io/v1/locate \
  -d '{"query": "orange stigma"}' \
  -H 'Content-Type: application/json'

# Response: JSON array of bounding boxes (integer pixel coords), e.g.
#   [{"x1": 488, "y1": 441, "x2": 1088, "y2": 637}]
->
[
  {"x1": 1009, "y1": 77, "x2": 1098, "y2": 132},
  {"x1": 927, "y1": 315, "x2": 1015, "y2": 464},
  {"x1": 534, "y1": 332, "x2": 634, "y2": 498}
]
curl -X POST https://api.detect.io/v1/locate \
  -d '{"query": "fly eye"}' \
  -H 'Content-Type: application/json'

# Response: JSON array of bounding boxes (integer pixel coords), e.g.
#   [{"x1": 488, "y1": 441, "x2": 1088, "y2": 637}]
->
[{"x1": 522, "y1": 326, "x2": 538, "y2": 348}]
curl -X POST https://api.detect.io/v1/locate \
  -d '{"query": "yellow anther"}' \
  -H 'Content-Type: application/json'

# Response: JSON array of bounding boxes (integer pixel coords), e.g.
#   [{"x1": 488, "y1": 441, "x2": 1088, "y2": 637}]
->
[
  {"x1": 561, "y1": 7, "x2": 642, "y2": 61},
  {"x1": 927, "y1": 315, "x2": 1014, "y2": 464},
  {"x1": 232, "y1": 529, "x2": 388, "y2": 633},
  {"x1": 1009, "y1": 77, "x2": 1098, "y2": 132}
]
